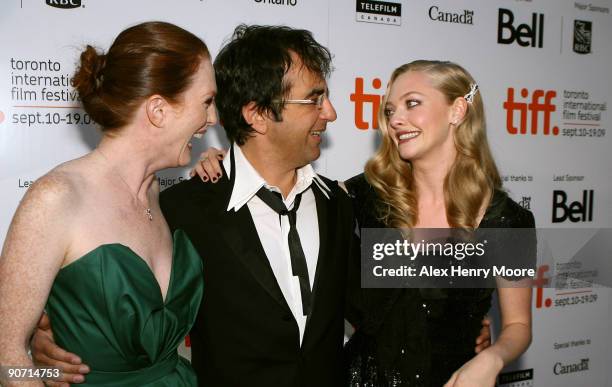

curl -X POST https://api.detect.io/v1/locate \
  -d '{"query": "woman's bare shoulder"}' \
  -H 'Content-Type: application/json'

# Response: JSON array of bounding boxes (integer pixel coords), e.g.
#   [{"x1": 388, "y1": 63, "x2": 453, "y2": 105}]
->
[
  {"x1": 2, "y1": 160, "x2": 89, "y2": 263},
  {"x1": 19, "y1": 158, "x2": 92, "y2": 216}
]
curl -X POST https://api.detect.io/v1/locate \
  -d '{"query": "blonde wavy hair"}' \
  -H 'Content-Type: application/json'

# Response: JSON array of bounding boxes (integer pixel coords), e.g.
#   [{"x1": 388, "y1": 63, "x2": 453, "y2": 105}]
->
[{"x1": 364, "y1": 60, "x2": 501, "y2": 229}]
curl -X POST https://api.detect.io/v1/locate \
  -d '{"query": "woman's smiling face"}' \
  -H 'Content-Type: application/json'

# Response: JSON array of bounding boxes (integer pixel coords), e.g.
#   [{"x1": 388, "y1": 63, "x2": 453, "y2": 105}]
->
[{"x1": 384, "y1": 70, "x2": 457, "y2": 164}]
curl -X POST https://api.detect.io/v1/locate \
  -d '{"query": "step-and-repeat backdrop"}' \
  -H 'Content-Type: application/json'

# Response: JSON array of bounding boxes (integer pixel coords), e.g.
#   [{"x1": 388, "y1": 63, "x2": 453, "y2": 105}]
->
[{"x1": 1, "y1": 1, "x2": 611, "y2": 386}]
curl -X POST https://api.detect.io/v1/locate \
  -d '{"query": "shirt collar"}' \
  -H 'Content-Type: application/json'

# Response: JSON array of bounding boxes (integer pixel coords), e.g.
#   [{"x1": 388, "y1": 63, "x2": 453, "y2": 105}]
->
[{"x1": 224, "y1": 143, "x2": 331, "y2": 212}]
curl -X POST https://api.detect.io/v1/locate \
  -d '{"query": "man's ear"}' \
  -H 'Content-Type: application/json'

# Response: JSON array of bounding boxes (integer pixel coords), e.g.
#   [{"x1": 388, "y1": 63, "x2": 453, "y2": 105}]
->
[
  {"x1": 146, "y1": 95, "x2": 168, "y2": 128},
  {"x1": 449, "y1": 97, "x2": 468, "y2": 126},
  {"x1": 242, "y1": 102, "x2": 268, "y2": 135}
]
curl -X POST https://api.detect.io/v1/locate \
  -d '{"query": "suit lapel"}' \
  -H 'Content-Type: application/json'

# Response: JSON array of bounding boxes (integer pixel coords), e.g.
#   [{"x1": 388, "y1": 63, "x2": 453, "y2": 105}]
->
[
  {"x1": 218, "y1": 146, "x2": 291, "y2": 313},
  {"x1": 304, "y1": 185, "x2": 336, "y2": 330},
  {"x1": 220, "y1": 205, "x2": 291, "y2": 312}
]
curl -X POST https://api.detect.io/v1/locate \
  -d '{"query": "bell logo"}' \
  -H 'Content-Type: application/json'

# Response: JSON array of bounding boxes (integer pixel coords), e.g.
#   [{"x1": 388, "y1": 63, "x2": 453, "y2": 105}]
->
[
  {"x1": 503, "y1": 88, "x2": 558, "y2": 135},
  {"x1": 552, "y1": 190, "x2": 594, "y2": 223},
  {"x1": 350, "y1": 77, "x2": 383, "y2": 130},
  {"x1": 498, "y1": 8, "x2": 544, "y2": 48}
]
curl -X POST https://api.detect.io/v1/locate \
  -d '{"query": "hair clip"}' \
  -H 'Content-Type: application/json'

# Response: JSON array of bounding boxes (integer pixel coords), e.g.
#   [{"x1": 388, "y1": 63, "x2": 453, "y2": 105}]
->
[
  {"x1": 95, "y1": 74, "x2": 104, "y2": 90},
  {"x1": 464, "y1": 83, "x2": 479, "y2": 103}
]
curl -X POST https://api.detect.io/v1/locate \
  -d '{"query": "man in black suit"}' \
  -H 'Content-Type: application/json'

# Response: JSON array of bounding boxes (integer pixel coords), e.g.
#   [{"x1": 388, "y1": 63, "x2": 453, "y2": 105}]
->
[{"x1": 159, "y1": 25, "x2": 357, "y2": 386}]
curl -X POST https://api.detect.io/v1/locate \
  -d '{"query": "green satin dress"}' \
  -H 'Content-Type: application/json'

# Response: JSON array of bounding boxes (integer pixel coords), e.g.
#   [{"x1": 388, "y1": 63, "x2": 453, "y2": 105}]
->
[{"x1": 46, "y1": 229, "x2": 203, "y2": 386}]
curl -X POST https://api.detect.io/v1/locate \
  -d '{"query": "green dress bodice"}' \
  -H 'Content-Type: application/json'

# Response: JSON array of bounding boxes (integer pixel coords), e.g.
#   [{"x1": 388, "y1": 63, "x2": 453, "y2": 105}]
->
[{"x1": 46, "y1": 229, "x2": 203, "y2": 386}]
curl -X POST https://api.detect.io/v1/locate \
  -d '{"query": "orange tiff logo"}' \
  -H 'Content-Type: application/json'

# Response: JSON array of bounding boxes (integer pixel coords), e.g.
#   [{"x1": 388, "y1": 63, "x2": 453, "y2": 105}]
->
[
  {"x1": 533, "y1": 265, "x2": 551, "y2": 308},
  {"x1": 350, "y1": 77, "x2": 384, "y2": 130},
  {"x1": 503, "y1": 87, "x2": 558, "y2": 135}
]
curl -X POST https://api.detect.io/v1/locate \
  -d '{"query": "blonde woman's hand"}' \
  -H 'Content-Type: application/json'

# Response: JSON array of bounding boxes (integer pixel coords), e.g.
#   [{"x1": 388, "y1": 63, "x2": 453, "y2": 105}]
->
[
  {"x1": 189, "y1": 147, "x2": 227, "y2": 182},
  {"x1": 475, "y1": 316, "x2": 491, "y2": 353},
  {"x1": 443, "y1": 350, "x2": 503, "y2": 387}
]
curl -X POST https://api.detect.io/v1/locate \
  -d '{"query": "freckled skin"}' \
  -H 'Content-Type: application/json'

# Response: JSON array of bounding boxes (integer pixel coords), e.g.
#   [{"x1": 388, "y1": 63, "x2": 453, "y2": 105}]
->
[{"x1": 0, "y1": 172, "x2": 75, "y2": 387}]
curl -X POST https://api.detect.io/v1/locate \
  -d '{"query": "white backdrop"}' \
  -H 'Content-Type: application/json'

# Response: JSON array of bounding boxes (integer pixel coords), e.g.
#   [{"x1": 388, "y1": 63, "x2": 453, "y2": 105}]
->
[{"x1": 1, "y1": 1, "x2": 611, "y2": 386}]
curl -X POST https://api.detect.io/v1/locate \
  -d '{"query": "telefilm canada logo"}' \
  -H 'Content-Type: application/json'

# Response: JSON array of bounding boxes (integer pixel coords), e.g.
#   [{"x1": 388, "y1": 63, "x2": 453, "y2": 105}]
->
[
  {"x1": 573, "y1": 20, "x2": 592, "y2": 54},
  {"x1": 498, "y1": 368, "x2": 534, "y2": 386},
  {"x1": 46, "y1": 0, "x2": 82, "y2": 8},
  {"x1": 356, "y1": 0, "x2": 402, "y2": 26}
]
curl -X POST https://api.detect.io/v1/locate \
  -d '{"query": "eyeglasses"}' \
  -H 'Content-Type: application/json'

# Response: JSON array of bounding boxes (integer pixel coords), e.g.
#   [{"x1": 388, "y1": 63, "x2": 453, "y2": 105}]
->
[{"x1": 275, "y1": 94, "x2": 327, "y2": 109}]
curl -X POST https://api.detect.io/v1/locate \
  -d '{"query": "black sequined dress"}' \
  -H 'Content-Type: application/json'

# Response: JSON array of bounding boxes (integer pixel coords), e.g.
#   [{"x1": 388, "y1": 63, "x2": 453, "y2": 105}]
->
[{"x1": 344, "y1": 174, "x2": 535, "y2": 387}]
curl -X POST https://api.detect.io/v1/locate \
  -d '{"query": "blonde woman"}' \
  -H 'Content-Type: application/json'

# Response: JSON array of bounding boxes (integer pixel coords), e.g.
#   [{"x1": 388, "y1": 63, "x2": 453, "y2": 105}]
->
[{"x1": 344, "y1": 60, "x2": 533, "y2": 387}]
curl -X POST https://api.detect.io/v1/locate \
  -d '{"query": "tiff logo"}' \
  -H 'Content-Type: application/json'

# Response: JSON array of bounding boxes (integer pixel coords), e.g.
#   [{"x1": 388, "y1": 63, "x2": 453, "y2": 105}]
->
[
  {"x1": 503, "y1": 88, "x2": 558, "y2": 135},
  {"x1": 534, "y1": 265, "x2": 551, "y2": 308},
  {"x1": 350, "y1": 77, "x2": 383, "y2": 130}
]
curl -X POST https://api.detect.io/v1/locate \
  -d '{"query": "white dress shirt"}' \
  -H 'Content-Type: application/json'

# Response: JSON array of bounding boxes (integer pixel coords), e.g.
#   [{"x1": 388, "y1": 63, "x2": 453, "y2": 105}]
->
[{"x1": 224, "y1": 144, "x2": 331, "y2": 345}]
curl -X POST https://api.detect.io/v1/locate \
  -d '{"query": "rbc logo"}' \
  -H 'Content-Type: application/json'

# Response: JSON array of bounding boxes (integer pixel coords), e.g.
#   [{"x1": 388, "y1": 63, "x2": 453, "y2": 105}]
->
[
  {"x1": 552, "y1": 190, "x2": 594, "y2": 223},
  {"x1": 46, "y1": 0, "x2": 81, "y2": 8},
  {"x1": 573, "y1": 20, "x2": 592, "y2": 54},
  {"x1": 503, "y1": 88, "x2": 558, "y2": 135},
  {"x1": 498, "y1": 8, "x2": 544, "y2": 48}
]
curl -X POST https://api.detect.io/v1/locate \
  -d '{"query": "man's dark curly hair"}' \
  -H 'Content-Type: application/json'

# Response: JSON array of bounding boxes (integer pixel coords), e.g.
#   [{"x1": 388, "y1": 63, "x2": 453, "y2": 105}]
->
[{"x1": 214, "y1": 24, "x2": 333, "y2": 145}]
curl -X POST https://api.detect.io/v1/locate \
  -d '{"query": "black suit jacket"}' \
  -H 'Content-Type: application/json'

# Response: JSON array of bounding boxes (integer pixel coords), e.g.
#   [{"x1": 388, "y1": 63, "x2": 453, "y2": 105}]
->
[{"x1": 160, "y1": 162, "x2": 356, "y2": 387}]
